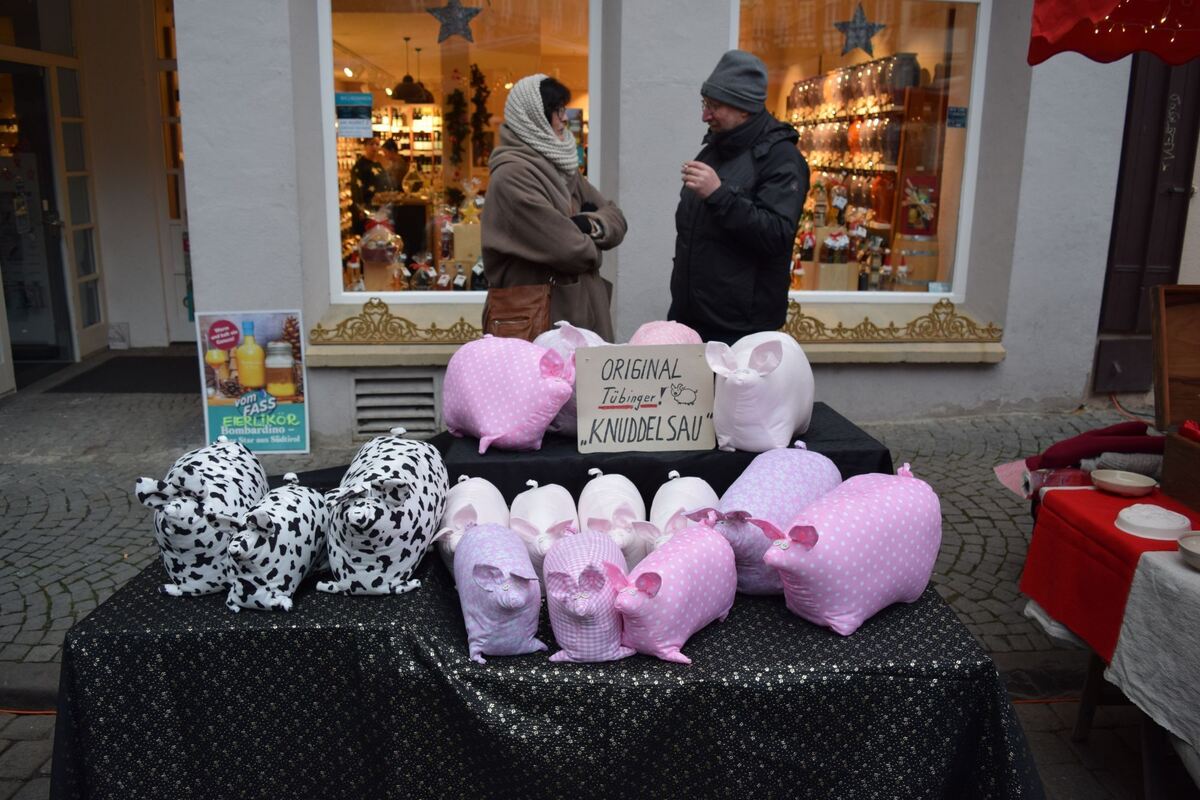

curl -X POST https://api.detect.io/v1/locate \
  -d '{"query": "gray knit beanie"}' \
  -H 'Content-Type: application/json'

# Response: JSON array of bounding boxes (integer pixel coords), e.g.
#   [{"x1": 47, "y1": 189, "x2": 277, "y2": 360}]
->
[{"x1": 701, "y1": 50, "x2": 767, "y2": 112}]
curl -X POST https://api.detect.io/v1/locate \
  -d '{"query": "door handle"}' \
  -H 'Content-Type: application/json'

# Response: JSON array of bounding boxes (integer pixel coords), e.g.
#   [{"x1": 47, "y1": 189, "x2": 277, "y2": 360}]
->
[
  {"x1": 1166, "y1": 185, "x2": 1196, "y2": 197},
  {"x1": 43, "y1": 211, "x2": 64, "y2": 232}
]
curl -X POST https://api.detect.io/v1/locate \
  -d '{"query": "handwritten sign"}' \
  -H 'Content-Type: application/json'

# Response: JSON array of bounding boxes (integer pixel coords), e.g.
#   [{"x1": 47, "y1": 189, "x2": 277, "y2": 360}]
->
[{"x1": 575, "y1": 344, "x2": 715, "y2": 453}]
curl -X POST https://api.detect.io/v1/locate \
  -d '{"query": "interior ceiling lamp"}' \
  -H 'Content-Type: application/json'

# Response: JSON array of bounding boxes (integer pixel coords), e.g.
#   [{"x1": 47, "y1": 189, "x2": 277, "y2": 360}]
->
[{"x1": 393, "y1": 36, "x2": 436, "y2": 103}]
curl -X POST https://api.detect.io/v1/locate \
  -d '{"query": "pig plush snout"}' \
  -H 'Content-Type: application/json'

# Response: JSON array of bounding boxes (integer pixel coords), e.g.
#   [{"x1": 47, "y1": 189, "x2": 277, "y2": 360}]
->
[
  {"x1": 227, "y1": 535, "x2": 252, "y2": 560},
  {"x1": 162, "y1": 497, "x2": 200, "y2": 525},
  {"x1": 495, "y1": 580, "x2": 530, "y2": 611},
  {"x1": 613, "y1": 586, "x2": 644, "y2": 616},
  {"x1": 344, "y1": 500, "x2": 383, "y2": 532}
]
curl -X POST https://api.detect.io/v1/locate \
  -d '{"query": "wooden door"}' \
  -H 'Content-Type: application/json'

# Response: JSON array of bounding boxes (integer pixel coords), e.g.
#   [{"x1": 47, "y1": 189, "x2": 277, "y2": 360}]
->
[{"x1": 1093, "y1": 54, "x2": 1200, "y2": 393}]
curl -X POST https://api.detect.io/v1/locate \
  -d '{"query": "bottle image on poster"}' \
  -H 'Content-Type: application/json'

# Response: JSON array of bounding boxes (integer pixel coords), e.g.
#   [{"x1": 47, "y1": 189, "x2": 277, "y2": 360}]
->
[{"x1": 195, "y1": 310, "x2": 309, "y2": 453}]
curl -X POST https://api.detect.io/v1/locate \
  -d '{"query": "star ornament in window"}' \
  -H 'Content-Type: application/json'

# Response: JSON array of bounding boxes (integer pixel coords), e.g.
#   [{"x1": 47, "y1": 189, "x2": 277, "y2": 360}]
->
[
  {"x1": 427, "y1": 0, "x2": 483, "y2": 44},
  {"x1": 834, "y1": 3, "x2": 886, "y2": 57}
]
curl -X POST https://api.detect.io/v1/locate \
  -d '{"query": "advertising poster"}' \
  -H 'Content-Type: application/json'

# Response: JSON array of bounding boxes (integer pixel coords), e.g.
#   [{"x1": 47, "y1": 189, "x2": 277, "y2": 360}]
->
[
  {"x1": 575, "y1": 344, "x2": 715, "y2": 453},
  {"x1": 335, "y1": 91, "x2": 373, "y2": 138},
  {"x1": 196, "y1": 310, "x2": 309, "y2": 453}
]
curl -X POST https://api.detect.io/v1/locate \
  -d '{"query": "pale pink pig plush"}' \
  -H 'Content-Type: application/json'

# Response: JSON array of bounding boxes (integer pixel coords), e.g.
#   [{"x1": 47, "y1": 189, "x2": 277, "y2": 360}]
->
[
  {"x1": 509, "y1": 479, "x2": 580, "y2": 580},
  {"x1": 752, "y1": 464, "x2": 942, "y2": 636},
  {"x1": 443, "y1": 335, "x2": 574, "y2": 454},
  {"x1": 533, "y1": 321, "x2": 605, "y2": 435},
  {"x1": 433, "y1": 475, "x2": 510, "y2": 573},
  {"x1": 578, "y1": 468, "x2": 652, "y2": 569},
  {"x1": 543, "y1": 531, "x2": 636, "y2": 663},
  {"x1": 706, "y1": 332, "x2": 815, "y2": 452},
  {"x1": 688, "y1": 442, "x2": 842, "y2": 595},
  {"x1": 627, "y1": 320, "x2": 703, "y2": 346},
  {"x1": 603, "y1": 525, "x2": 736, "y2": 664},
  {"x1": 453, "y1": 523, "x2": 547, "y2": 664},
  {"x1": 642, "y1": 470, "x2": 720, "y2": 552}
]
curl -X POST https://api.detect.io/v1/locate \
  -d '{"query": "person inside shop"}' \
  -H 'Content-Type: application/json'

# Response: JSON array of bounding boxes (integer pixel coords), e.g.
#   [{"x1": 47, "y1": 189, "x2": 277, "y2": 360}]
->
[
  {"x1": 669, "y1": 49, "x2": 809, "y2": 345},
  {"x1": 481, "y1": 74, "x2": 627, "y2": 341},
  {"x1": 349, "y1": 137, "x2": 395, "y2": 235},
  {"x1": 380, "y1": 138, "x2": 408, "y2": 189}
]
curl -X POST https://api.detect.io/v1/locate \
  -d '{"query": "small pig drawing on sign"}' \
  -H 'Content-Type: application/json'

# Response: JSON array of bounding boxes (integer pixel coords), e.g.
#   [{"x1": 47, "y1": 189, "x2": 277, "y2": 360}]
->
[{"x1": 669, "y1": 383, "x2": 698, "y2": 405}]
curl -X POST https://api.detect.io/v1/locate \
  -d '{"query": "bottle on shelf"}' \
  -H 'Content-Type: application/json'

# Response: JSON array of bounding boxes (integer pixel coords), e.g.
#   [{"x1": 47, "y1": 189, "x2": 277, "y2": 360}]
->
[
  {"x1": 452, "y1": 264, "x2": 468, "y2": 290},
  {"x1": 470, "y1": 259, "x2": 488, "y2": 291}
]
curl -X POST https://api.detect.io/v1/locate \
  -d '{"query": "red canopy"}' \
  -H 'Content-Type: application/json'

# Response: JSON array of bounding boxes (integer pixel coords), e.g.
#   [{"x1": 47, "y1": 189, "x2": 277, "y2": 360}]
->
[{"x1": 1029, "y1": 0, "x2": 1200, "y2": 65}]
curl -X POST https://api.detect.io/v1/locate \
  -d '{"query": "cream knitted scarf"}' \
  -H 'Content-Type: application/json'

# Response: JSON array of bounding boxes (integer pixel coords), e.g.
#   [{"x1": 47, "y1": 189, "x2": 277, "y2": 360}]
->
[{"x1": 503, "y1": 74, "x2": 579, "y2": 175}]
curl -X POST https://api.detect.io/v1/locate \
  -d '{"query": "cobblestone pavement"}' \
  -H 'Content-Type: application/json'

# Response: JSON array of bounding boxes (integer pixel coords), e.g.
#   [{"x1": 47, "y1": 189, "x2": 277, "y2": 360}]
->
[{"x1": 1, "y1": 356, "x2": 1195, "y2": 798}]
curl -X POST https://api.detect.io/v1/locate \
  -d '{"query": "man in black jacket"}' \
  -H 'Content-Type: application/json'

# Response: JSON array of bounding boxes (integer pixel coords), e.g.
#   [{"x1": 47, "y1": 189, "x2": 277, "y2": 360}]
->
[{"x1": 670, "y1": 50, "x2": 809, "y2": 345}]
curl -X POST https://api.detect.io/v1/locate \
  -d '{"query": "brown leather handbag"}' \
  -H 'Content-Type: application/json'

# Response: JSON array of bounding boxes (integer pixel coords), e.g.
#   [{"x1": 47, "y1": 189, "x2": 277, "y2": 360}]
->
[{"x1": 481, "y1": 282, "x2": 553, "y2": 341}]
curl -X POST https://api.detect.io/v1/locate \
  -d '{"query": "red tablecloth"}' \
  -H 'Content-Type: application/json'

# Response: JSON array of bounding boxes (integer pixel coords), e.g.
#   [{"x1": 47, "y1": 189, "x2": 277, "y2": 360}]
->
[{"x1": 1019, "y1": 489, "x2": 1200, "y2": 662}]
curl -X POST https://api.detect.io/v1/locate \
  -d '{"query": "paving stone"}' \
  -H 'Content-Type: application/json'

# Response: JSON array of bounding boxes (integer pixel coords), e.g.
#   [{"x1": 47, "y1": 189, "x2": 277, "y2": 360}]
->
[
  {"x1": 0, "y1": 717, "x2": 53, "y2": 741},
  {"x1": 0, "y1": 781, "x2": 20, "y2": 800},
  {"x1": 1015, "y1": 702, "x2": 1062, "y2": 733},
  {"x1": 0, "y1": 741, "x2": 51, "y2": 780},
  {"x1": 11, "y1": 777, "x2": 49, "y2": 799},
  {"x1": 1038, "y1": 761, "x2": 1117, "y2": 800}
]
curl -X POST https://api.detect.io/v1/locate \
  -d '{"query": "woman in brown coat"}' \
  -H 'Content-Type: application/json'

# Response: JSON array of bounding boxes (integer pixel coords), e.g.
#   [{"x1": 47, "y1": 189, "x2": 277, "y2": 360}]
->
[{"x1": 481, "y1": 75, "x2": 627, "y2": 341}]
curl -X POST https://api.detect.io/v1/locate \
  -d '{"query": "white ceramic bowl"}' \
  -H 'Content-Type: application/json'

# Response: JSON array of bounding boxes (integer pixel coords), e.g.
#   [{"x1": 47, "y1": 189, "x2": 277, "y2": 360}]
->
[
  {"x1": 1091, "y1": 469, "x2": 1158, "y2": 497},
  {"x1": 1180, "y1": 534, "x2": 1200, "y2": 572}
]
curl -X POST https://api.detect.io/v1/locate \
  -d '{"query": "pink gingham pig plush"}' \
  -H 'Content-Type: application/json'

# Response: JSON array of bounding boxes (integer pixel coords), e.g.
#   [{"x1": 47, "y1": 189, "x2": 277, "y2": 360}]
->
[
  {"x1": 443, "y1": 335, "x2": 574, "y2": 454},
  {"x1": 643, "y1": 470, "x2": 720, "y2": 552},
  {"x1": 433, "y1": 475, "x2": 510, "y2": 573},
  {"x1": 509, "y1": 479, "x2": 580, "y2": 579},
  {"x1": 578, "y1": 468, "x2": 652, "y2": 569},
  {"x1": 603, "y1": 525, "x2": 736, "y2": 665},
  {"x1": 688, "y1": 442, "x2": 842, "y2": 595},
  {"x1": 543, "y1": 531, "x2": 636, "y2": 663},
  {"x1": 705, "y1": 332, "x2": 815, "y2": 452},
  {"x1": 534, "y1": 321, "x2": 605, "y2": 435},
  {"x1": 627, "y1": 320, "x2": 703, "y2": 346},
  {"x1": 752, "y1": 464, "x2": 942, "y2": 636},
  {"x1": 453, "y1": 523, "x2": 547, "y2": 664}
]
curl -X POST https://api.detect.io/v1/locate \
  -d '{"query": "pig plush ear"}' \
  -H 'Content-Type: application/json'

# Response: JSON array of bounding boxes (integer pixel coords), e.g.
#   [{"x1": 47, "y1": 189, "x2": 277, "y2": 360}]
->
[
  {"x1": 704, "y1": 342, "x2": 737, "y2": 377},
  {"x1": 539, "y1": 348, "x2": 567, "y2": 379},
  {"x1": 721, "y1": 510, "x2": 751, "y2": 524},
  {"x1": 684, "y1": 507, "x2": 719, "y2": 527},
  {"x1": 635, "y1": 572, "x2": 662, "y2": 598},
  {"x1": 545, "y1": 571, "x2": 574, "y2": 602},
  {"x1": 508, "y1": 563, "x2": 538, "y2": 582},
  {"x1": 578, "y1": 565, "x2": 607, "y2": 594},
  {"x1": 452, "y1": 504, "x2": 478, "y2": 530},
  {"x1": 630, "y1": 521, "x2": 660, "y2": 544},
  {"x1": 787, "y1": 525, "x2": 820, "y2": 550},
  {"x1": 748, "y1": 518, "x2": 786, "y2": 540},
  {"x1": 748, "y1": 339, "x2": 783, "y2": 376},
  {"x1": 248, "y1": 508, "x2": 274, "y2": 533},
  {"x1": 586, "y1": 517, "x2": 612, "y2": 535},
  {"x1": 557, "y1": 322, "x2": 590, "y2": 351},
  {"x1": 547, "y1": 518, "x2": 578, "y2": 537},
  {"x1": 472, "y1": 564, "x2": 505, "y2": 592},
  {"x1": 325, "y1": 484, "x2": 368, "y2": 508},
  {"x1": 662, "y1": 510, "x2": 691, "y2": 535},
  {"x1": 135, "y1": 478, "x2": 175, "y2": 510},
  {"x1": 602, "y1": 562, "x2": 629, "y2": 590},
  {"x1": 376, "y1": 478, "x2": 413, "y2": 506}
]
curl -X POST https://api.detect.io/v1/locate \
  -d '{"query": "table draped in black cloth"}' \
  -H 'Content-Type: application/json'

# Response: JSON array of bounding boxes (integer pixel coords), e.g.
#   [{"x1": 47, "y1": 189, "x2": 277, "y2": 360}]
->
[
  {"x1": 52, "y1": 554, "x2": 1043, "y2": 799},
  {"x1": 276, "y1": 403, "x2": 897, "y2": 505}
]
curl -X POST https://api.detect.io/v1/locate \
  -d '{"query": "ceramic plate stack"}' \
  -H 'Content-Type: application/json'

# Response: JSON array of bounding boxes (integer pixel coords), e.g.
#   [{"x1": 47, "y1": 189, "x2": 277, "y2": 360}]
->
[{"x1": 1114, "y1": 504, "x2": 1191, "y2": 541}]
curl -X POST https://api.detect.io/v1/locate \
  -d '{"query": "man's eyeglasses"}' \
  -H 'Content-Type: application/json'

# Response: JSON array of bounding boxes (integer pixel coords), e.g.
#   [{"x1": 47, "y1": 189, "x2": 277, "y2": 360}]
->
[{"x1": 701, "y1": 97, "x2": 725, "y2": 112}]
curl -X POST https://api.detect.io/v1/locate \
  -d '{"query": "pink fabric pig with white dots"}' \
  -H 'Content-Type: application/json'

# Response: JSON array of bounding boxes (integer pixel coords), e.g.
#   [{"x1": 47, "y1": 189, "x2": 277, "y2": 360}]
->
[
  {"x1": 433, "y1": 475, "x2": 510, "y2": 573},
  {"x1": 752, "y1": 464, "x2": 942, "y2": 636},
  {"x1": 688, "y1": 442, "x2": 842, "y2": 595},
  {"x1": 627, "y1": 320, "x2": 703, "y2": 346},
  {"x1": 543, "y1": 531, "x2": 636, "y2": 663},
  {"x1": 533, "y1": 321, "x2": 605, "y2": 435},
  {"x1": 443, "y1": 335, "x2": 574, "y2": 454},
  {"x1": 603, "y1": 525, "x2": 736, "y2": 665},
  {"x1": 578, "y1": 468, "x2": 652, "y2": 569},
  {"x1": 509, "y1": 479, "x2": 580, "y2": 580},
  {"x1": 453, "y1": 523, "x2": 547, "y2": 664}
]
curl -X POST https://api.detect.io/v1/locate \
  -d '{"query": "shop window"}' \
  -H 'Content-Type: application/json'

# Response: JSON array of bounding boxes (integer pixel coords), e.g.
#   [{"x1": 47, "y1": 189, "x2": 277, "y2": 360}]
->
[
  {"x1": 330, "y1": 0, "x2": 590, "y2": 296},
  {"x1": 740, "y1": 0, "x2": 980, "y2": 296},
  {"x1": 0, "y1": 0, "x2": 73, "y2": 56}
]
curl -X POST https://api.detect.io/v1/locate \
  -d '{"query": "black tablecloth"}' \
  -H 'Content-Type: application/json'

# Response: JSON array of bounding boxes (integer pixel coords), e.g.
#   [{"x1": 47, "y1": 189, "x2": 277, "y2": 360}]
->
[
  {"x1": 52, "y1": 557, "x2": 1043, "y2": 799},
  {"x1": 280, "y1": 403, "x2": 895, "y2": 508}
]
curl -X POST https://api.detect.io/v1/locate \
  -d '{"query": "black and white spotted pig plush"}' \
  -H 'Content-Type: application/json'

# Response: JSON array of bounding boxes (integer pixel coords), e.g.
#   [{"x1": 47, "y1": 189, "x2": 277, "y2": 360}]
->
[
  {"x1": 135, "y1": 436, "x2": 268, "y2": 596},
  {"x1": 318, "y1": 427, "x2": 449, "y2": 595},
  {"x1": 225, "y1": 473, "x2": 330, "y2": 613}
]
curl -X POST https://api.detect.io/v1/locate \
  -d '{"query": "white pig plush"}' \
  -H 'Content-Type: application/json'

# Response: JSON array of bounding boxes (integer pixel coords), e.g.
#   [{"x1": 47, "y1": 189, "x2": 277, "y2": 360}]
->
[
  {"x1": 508, "y1": 479, "x2": 580, "y2": 579},
  {"x1": 577, "y1": 467, "x2": 652, "y2": 569},
  {"x1": 135, "y1": 436, "x2": 268, "y2": 597},
  {"x1": 224, "y1": 473, "x2": 329, "y2": 613},
  {"x1": 642, "y1": 470, "x2": 720, "y2": 552},
  {"x1": 533, "y1": 321, "x2": 605, "y2": 435},
  {"x1": 318, "y1": 427, "x2": 449, "y2": 595},
  {"x1": 433, "y1": 475, "x2": 510, "y2": 573},
  {"x1": 705, "y1": 332, "x2": 815, "y2": 452}
]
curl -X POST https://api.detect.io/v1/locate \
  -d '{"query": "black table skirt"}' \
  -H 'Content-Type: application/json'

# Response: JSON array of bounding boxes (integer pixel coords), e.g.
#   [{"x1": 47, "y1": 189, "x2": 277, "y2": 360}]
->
[
  {"x1": 52, "y1": 556, "x2": 1043, "y2": 800},
  {"x1": 282, "y1": 403, "x2": 895, "y2": 508}
]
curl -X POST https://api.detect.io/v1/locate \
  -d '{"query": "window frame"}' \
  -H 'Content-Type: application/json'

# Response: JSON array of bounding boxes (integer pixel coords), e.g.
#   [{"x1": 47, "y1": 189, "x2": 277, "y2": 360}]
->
[
  {"x1": 735, "y1": 0, "x2": 992, "y2": 306},
  {"x1": 319, "y1": 0, "x2": 602, "y2": 306}
]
